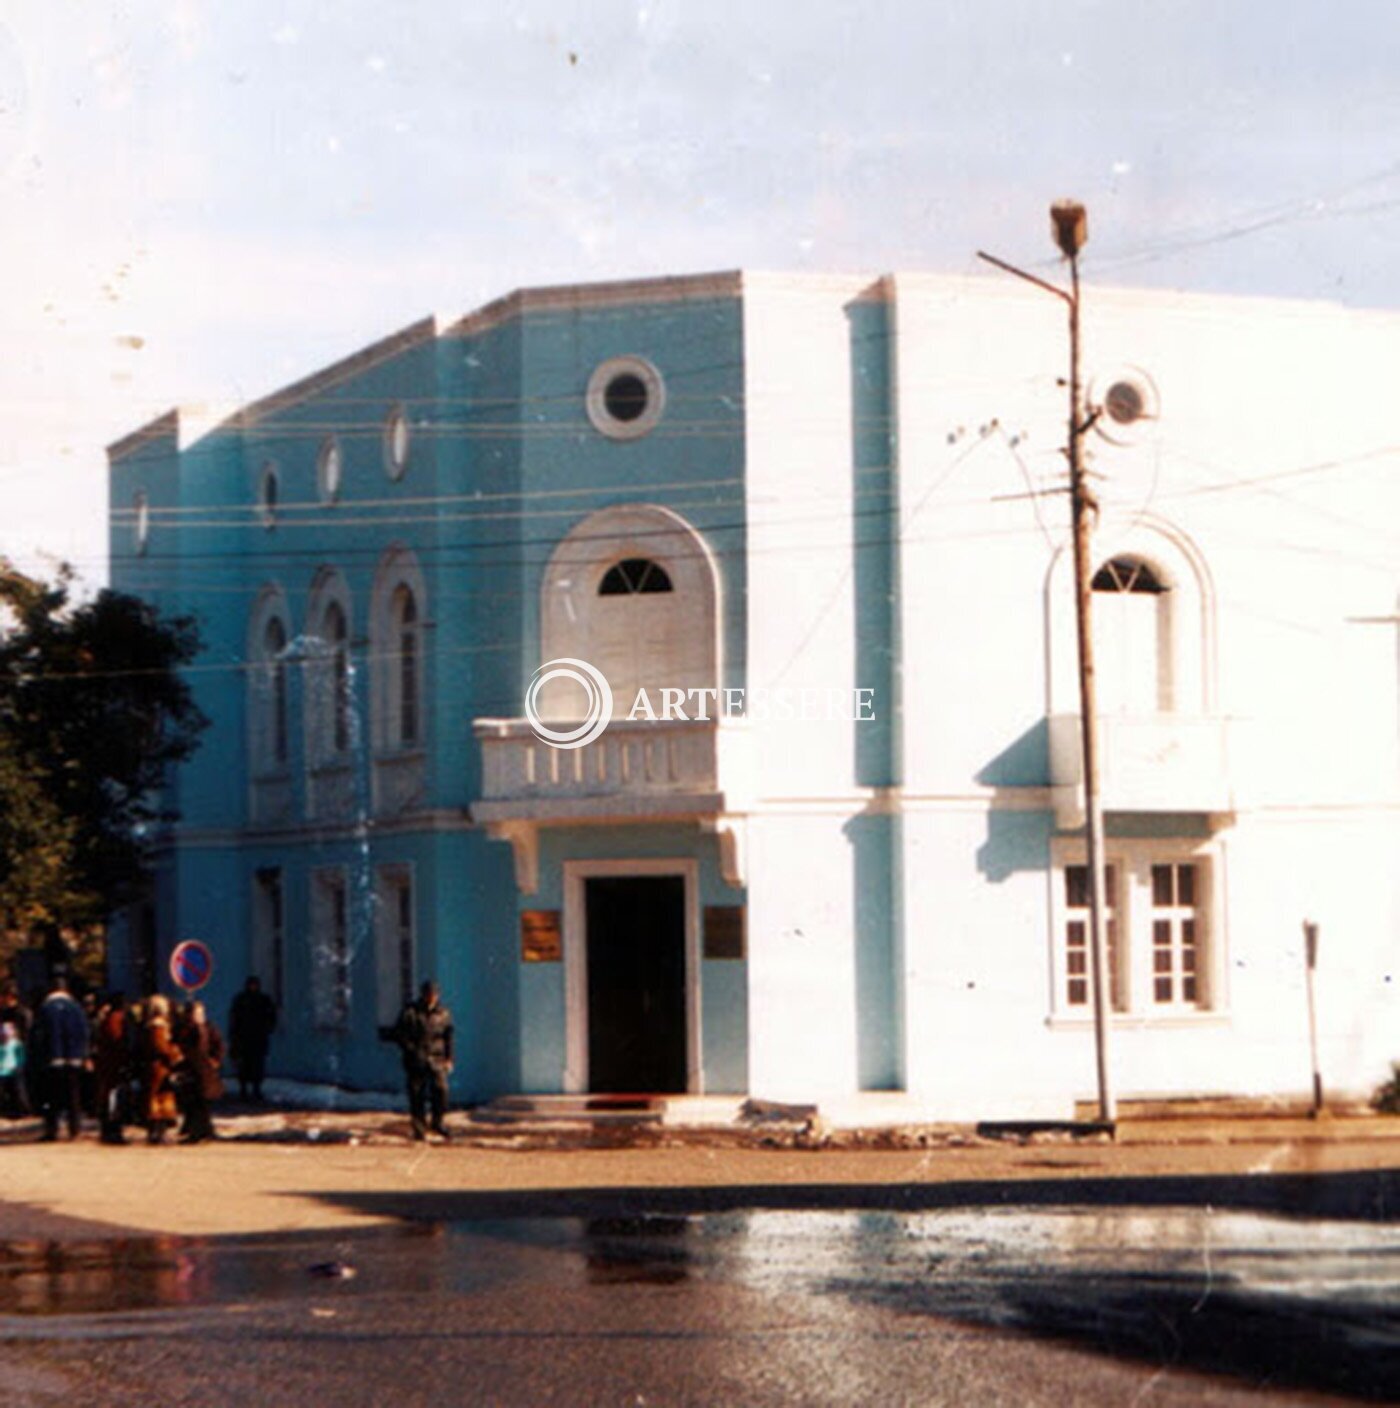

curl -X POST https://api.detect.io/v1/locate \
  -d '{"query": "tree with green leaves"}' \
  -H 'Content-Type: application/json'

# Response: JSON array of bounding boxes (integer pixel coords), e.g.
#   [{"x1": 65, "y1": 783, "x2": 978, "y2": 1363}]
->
[{"x1": 0, "y1": 561, "x2": 207, "y2": 973}]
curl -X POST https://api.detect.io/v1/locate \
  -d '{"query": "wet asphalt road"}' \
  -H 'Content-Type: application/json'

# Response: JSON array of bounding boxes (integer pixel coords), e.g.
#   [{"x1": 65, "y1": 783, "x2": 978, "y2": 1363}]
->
[{"x1": 2, "y1": 1200, "x2": 1398, "y2": 1406}]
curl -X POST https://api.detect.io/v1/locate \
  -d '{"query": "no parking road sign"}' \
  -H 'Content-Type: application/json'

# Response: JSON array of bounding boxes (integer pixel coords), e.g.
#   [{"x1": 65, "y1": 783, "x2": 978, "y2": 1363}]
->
[{"x1": 170, "y1": 939, "x2": 214, "y2": 994}]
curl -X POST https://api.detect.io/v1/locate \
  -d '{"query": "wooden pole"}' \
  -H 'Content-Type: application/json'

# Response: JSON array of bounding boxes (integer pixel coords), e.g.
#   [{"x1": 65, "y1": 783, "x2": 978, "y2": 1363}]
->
[{"x1": 1303, "y1": 920, "x2": 1323, "y2": 1117}]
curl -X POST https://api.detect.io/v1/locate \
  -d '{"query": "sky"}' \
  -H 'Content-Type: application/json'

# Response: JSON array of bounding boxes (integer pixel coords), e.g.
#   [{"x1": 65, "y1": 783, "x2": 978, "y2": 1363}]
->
[{"x1": 3, "y1": 0, "x2": 1399, "y2": 585}]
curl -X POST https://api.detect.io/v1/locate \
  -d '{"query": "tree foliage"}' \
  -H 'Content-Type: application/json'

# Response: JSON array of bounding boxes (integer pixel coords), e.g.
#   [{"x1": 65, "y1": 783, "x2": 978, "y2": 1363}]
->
[{"x1": 0, "y1": 561, "x2": 207, "y2": 958}]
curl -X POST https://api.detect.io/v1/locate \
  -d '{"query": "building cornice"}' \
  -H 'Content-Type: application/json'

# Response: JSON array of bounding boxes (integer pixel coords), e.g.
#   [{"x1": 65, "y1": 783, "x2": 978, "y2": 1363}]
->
[
  {"x1": 230, "y1": 315, "x2": 442, "y2": 433},
  {"x1": 442, "y1": 269, "x2": 745, "y2": 338},
  {"x1": 107, "y1": 409, "x2": 181, "y2": 465}
]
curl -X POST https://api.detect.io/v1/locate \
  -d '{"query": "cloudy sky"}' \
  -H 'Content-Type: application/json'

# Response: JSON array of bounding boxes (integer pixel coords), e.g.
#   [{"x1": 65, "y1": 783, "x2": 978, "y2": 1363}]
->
[{"x1": 3, "y1": 1, "x2": 1399, "y2": 584}]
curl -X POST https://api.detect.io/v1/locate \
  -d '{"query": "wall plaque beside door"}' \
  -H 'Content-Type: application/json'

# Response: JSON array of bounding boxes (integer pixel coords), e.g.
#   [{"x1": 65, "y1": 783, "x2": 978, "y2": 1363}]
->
[{"x1": 521, "y1": 909, "x2": 562, "y2": 962}]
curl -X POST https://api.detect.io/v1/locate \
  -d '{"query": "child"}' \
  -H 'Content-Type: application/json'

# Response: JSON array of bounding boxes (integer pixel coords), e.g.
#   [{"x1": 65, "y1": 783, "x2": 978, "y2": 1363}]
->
[{"x1": 0, "y1": 1020, "x2": 28, "y2": 1117}]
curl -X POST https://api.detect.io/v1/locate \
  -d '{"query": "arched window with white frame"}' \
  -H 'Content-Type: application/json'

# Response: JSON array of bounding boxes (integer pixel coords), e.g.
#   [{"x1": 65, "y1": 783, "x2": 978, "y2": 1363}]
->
[
  {"x1": 247, "y1": 587, "x2": 294, "y2": 825},
  {"x1": 1046, "y1": 515, "x2": 1216, "y2": 721},
  {"x1": 393, "y1": 586, "x2": 420, "y2": 747},
  {"x1": 305, "y1": 570, "x2": 354, "y2": 769},
  {"x1": 370, "y1": 548, "x2": 428, "y2": 816},
  {"x1": 370, "y1": 547, "x2": 428, "y2": 755},
  {"x1": 248, "y1": 590, "x2": 293, "y2": 773},
  {"x1": 539, "y1": 504, "x2": 719, "y2": 719},
  {"x1": 1091, "y1": 554, "x2": 1172, "y2": 715}
]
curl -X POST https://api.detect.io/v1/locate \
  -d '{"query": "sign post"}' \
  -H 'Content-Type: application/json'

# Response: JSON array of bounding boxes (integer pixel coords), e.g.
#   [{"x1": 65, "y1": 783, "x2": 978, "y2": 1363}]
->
[
  {"x1": 1302, "y1": 920, "x2": 1323, "y2": 1118},
  {"x1": 169, "y1": 939, "x2": 214, "y2": 1000}
]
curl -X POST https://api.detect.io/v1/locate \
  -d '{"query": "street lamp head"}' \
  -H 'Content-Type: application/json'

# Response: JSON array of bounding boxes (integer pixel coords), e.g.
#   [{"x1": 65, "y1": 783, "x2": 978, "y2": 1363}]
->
[{"x1": 1051, "y1": 200, "x2": 1088, "y2": 258}]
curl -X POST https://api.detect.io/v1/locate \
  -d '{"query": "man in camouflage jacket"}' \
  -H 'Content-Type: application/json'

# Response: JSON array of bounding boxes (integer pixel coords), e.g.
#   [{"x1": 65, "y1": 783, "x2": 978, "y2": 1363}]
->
[{"x1": 393, "y1": 980, "x2": 454, "y2": 1140}]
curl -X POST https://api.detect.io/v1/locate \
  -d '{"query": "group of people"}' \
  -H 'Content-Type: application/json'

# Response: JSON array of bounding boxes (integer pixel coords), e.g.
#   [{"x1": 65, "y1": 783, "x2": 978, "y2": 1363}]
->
[
  {"x1": 1, "y1": 970, "x2": 456, "y2": 1143},
  {"x1": 0, "y1": 974, "x2": 279, "y2": 1145}
]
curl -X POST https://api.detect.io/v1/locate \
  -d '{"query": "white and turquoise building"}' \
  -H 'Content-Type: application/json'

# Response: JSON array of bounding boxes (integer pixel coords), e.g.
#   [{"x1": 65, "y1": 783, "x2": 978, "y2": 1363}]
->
[{"x1": 106, "y1": 270, "x2": 1400, "y2": 1119}]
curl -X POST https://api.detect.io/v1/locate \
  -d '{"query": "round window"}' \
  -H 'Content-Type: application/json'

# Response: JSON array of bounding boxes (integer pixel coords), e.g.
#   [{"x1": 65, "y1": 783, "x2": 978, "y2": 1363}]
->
[
  {"x1": 1089, "y1": 365, "x2": 1160, "y2": 446},
  {"x1": 318, "y1": 436, "x2": 343, "y2": 503},
  {"x1": 1104, "y1": 380, "x2": 1146, "y2": 426},
  {"x1": 384, "y1": 405, "x2": 410, "y2": 480},
  {"x1": 586, "y1": 356, "x2": 665, "y2": 440},
  {"x1": 259, "y1": 463, "x2": 279, "y2": 528},
  {"x1": 133, "y1": 490, "x2": 150, "y2": 554}
]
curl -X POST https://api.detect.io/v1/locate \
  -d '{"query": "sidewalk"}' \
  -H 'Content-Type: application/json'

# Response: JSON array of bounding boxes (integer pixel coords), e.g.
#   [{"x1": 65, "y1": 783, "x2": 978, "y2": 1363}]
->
[{"x1": 0, "y1": 1106, "x2": 1396, "y2": 1243}]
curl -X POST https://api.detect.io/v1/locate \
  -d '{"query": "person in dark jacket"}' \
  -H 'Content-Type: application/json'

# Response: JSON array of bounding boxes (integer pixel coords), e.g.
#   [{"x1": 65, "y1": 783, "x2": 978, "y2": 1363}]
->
[
  {"x1": 33, "y1": 975, "x2": 89, "y2": 1140},
  {"x1": 392, "y1": 980, "x2": 454, "y2": 1141},
  {"x1": 227, "y1": 976, "x2": 277, "y2": 1102},
  {"x1": 92, "y1": 993, "x2": 132, "y2": 1144}
]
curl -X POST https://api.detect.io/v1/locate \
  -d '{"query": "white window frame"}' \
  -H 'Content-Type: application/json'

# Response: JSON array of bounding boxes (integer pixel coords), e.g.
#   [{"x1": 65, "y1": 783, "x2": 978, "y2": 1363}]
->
[
  {"x1": 317, "y1": 435, "x2": 343, "y2": 504},
  {"x1": 374, "y1": 864, "x2": 415, "y2": 1029},
  {"x1": 1049, "y1": 837, "x2": 1225, "y2": 1025},
  {"x1": 247, "y1": 587, "x2": 293, "y2": 780},
  {"x1": 585, "y1": 355, "x2": 666, "y2": 440},
  {"x1": 305, "y1": 570, "x2": 355, "y2": 770},
  {"x1": 369, "y1": 546, "x2": 429, "y2": 757},
  {"x1": 383, "y1": 404, "x2": 411, "y2": 481},
  {"x1": 310, "y1": 866, "x2": 351, "y2": 1030}
]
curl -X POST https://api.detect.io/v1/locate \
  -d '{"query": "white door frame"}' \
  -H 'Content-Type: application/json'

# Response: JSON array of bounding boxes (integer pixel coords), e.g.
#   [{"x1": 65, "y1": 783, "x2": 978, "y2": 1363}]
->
[{"x1": 562, "y1": 858, "x2": 702, "y2": 1095}]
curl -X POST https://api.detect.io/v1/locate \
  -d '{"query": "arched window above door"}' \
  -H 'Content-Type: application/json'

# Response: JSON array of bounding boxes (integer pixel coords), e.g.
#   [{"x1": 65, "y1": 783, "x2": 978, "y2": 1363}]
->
[
  {"x1": 598, "y1": 558, "x2": 674, "y2": 596},
  {"x1": 540, "y1": 505, "x2": 719, "y2": 720}
]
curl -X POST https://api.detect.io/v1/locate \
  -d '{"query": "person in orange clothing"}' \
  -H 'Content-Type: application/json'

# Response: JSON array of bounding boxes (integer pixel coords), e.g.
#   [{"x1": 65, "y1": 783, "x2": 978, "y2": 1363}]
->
[{"x1": 141, "y1": 994, "x2": 182, "y2": 1145}]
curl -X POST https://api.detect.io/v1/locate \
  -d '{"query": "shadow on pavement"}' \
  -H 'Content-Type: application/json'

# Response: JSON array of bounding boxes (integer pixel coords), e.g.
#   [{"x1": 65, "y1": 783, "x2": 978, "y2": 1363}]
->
[
  {"x1": 839, "y1": 1264, "x2": 1400, "y2": 1403},
  {"x1": 306, "y1": 1166, "x2": 1399, "y2": 1224}
]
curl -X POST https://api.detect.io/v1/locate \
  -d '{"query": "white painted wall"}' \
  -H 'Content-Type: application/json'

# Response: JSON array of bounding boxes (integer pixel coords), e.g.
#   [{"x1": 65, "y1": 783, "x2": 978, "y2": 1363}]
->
[{"x1": 740, "y1": 270, "x2": 1400, "y2": 1114}]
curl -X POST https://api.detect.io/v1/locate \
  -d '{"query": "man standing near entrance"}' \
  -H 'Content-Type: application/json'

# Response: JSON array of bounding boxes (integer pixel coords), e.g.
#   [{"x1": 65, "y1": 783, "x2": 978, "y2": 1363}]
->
[
  {"x1": 392, "y1": 980, "x2": 454, "y2": 1140},
  {"x1": 228, "y1": 976, "x2": 277, "y2": 1102}
]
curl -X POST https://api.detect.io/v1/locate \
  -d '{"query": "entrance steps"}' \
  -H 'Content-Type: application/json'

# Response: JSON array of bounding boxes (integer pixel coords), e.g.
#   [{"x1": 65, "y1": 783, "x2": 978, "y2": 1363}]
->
[{"x1": 470, "y1": 1094, "x2": 746, "y2": 1129}]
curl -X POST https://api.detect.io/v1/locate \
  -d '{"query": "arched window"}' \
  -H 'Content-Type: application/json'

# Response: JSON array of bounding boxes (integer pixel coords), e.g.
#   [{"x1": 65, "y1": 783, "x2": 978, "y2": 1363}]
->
[
  {"x1": 540, "y1": 504, "x2": 718, "y2": 720},
  {"x1": 323, "y1": 600, "x2": 350, "y2": 754},
  {"x1": 393, "y1": 584, "x2": 419, "y2": 747},
  {"x1": 248, "y1": 588, "x2": 292, "y2": 776},
  {"x1": 265, "y1": 616, "x2": 289, "y2": 766},
  {"x1": 598, "y1": 558, "x2": 673, "y2": 596},
  {"x1": 370, "y1": 547, "x2": 428, "y2": 759},
  {"x1": 305, "y1": 571, "x2": 354, "y2": 771},
  {"x1": 1092, "y1": 554, "x2": 1171, "y2": 713}
]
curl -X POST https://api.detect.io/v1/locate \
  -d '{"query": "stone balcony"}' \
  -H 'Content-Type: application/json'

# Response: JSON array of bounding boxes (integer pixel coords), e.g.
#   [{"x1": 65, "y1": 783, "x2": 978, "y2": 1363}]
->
[
  {"x1": 471, "y1": 716, "x2": 753, "y2": 891},
  {"x1": 1047, "y1": 712, "x2": 1234, "y2": 827}
]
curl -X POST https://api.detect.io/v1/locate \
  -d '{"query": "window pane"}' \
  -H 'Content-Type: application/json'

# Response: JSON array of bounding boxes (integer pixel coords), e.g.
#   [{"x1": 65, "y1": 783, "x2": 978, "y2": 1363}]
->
[
  {"x1": 1065, "y1": 866, "x2": 1087, "y2": 908},
  {"x1": 1068, "y1": 978, "x2": 1087, "y2": 1005},
  {"x1": 1154, "y1": 948, "x2": 1172, "y2": 973},
  {"x1": 1178, "y1": 864, "x2": 1196, "y2": 906},
  {"x1": 1154, "y1": 978, "x2": 1173, "y2": 1002},
  {"x1": 599, "y1": 558, "x2": 674, "y2": 596},
  {"x1": 1152, "y1": 865, "x2": 1173, "y2": 906},
  {"x1": 1067, "y1": 919, "x2": 1085, "y2": 948}
]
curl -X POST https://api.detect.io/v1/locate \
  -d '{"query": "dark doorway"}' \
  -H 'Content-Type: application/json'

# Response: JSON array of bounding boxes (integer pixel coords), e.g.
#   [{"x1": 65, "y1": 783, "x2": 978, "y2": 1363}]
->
[{"x1": 585, "y1": 875, "x2": 687, "y2": 1093}]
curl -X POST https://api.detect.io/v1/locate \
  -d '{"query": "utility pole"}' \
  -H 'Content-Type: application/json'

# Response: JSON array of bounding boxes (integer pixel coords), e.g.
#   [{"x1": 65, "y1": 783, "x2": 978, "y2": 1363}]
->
[
  {"x1": 1302, "y1": 920, "x2": 1324, "y2": 1118},
  {"x1": 979, "y1": 200, "x2": 1115, "y2": 1126}
]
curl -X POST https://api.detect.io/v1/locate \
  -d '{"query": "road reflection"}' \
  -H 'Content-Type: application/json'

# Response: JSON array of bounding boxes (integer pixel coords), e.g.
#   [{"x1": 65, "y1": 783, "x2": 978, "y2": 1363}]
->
[{"x1": 0, "y1": 1205, "x2": 1396, "y2": 1398}]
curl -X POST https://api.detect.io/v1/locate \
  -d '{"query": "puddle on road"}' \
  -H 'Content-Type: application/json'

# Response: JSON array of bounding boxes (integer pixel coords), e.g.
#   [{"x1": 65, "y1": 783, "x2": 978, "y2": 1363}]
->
[
  {"x1": 0, "y1": 1225, "x2": 453, "y2": 1318},
  {"x1": 1, "y1": 1205, "x2": 1397, "y2": 1399},
  {"x1": 4, "y1": 1205, "x2": 1399, "y2": 1318}
]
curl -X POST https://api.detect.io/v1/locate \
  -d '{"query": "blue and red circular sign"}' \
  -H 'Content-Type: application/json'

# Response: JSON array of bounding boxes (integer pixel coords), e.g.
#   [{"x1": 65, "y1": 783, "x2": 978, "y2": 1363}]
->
[{"x1": 169, "y1": 939, "x2": 214, "y2": 993}]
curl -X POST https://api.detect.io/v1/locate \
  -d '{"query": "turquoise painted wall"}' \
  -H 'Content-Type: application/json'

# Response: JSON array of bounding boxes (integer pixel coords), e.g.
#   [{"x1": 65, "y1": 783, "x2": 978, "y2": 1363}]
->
[
  {"x1": 517, "y1": 822, "x2": 749, "y2": 1094},
  {"x1": 106, "y1": 289, "x2": 755, "y2": 1098}
]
